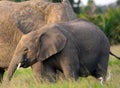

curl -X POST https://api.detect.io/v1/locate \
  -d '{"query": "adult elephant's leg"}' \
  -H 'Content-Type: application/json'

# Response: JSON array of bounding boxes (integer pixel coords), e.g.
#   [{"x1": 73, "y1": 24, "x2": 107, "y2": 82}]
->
[
  {"x1": 0, "y1": 68, "x2": 5, "y2": 83},
  {"x1": 31, "y1": 62, "x2": 43, "y2": 82}
]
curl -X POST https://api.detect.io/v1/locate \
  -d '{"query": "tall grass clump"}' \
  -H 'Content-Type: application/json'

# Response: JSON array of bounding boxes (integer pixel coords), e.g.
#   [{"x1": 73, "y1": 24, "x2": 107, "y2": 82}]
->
[{"x1": 79, "y1": 8, "x2": 120, "y2": 44}]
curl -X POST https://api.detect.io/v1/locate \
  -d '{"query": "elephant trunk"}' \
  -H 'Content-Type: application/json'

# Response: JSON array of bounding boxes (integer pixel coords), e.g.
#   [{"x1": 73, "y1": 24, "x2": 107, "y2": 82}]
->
[
  {"x1": 62, "y1": 0, "x2": 77, "y2": 20},
  {"x1": 6, "y1": 54, "x2": 22, "y2": 82}
]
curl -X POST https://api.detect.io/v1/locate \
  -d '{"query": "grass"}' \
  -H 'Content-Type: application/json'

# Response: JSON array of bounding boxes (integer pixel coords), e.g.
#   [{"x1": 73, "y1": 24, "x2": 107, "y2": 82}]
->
[{"x1": 1, "y1": 45, "x2": 120, "y2": 88}]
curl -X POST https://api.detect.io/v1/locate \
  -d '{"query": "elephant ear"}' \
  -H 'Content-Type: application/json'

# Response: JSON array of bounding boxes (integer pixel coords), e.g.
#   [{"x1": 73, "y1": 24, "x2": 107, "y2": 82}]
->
[
  {"x1": 38, "y1": 26, "x2": 67, "y2": 61},
  {"x1": 13, "y1": 4, "x2": 45, "y2": 34}
]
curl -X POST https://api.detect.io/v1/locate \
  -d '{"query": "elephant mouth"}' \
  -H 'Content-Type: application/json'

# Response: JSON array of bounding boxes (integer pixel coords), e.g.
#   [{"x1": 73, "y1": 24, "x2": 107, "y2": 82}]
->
[
  {"x1": 20, "y1": 61, "x2": 30, "y2": 68},
  {"x1": 17, "y1": 58, "x2": 38, "y2": 69},
  {"x1": 18, "y1": 58, "x2": 30, "y2": 68}
]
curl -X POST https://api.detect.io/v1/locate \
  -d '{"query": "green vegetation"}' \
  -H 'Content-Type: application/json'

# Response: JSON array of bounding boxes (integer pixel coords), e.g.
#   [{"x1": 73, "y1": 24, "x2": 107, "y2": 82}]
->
[{"x1": 79, "y1": 8, "x2": 120, "y2": 44}]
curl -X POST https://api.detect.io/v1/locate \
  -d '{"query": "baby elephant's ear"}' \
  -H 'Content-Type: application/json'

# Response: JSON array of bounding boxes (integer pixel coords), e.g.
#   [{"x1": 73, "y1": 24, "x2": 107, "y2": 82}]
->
[{"x1": 38, "y1": 27, "x2": 67, "y2": 61}]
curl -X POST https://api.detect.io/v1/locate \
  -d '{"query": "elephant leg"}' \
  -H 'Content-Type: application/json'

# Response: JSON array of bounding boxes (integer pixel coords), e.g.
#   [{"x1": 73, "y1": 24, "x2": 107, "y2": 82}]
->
[
  {"x1": 56, "y1": 70, "x2": 65, "y2": 80},
  {"x1": 43, "y1": 65, "x2": 56, "y2": 83},
  {"x1": 62, "y1": 66, "x2": 79, "y2": 81},
  {"x1": 0, "y1": 68, "x2": 5, "y2": 83},
  {"x1": 61, "y1": 57, "x2": 79, "y2": 81},
  {"x1": 92, "y1": 53, "x2": 109, "y2": 82},
  {"x1": 31, "y1": 62, "x2": 43, "y2": 82}
]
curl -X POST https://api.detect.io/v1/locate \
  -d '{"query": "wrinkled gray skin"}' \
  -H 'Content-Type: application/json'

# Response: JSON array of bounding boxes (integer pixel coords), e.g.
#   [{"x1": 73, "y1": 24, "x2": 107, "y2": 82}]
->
[
  {"x1": 0, "y1": 0, "x2": 76, "y2": 82},
  {"x1": 6, "y1": 19, "x2": 110, "y2": 82}
]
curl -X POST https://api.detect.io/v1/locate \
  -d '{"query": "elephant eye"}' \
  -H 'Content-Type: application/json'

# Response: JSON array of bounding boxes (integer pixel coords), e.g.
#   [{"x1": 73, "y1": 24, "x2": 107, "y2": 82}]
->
[{"x1": 24, "y1": 48, "x2": 28, "y2": 52}]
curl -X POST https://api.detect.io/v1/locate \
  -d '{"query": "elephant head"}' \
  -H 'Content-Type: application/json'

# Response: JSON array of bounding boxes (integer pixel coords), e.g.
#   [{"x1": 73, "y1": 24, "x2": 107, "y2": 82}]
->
[
  {"x1": 6, "y1": 25, "x2": 67, "y2": 81},
  {"x1": 13, "y1": 0, "x2": 76, "y2": 34}
]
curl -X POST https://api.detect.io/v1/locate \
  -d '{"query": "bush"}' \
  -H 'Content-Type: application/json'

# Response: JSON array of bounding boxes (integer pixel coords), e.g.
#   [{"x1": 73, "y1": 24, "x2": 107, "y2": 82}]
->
[{"x1": 78, "y1": 8, "x2": 120, "y2": 44}]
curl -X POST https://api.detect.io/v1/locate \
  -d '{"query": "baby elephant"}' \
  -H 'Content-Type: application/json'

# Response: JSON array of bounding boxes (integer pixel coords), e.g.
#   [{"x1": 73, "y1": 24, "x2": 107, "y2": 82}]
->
[{"x1": 6, "y1": 19, "x2": 110, "y2": 82}]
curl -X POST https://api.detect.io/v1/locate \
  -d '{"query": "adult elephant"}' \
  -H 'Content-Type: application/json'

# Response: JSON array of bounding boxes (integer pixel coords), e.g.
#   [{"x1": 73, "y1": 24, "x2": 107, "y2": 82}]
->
[
  {"x1": 0, "y1": 0, "x2": 76, "y2": 82},
  {"x1": 6, "y1": 19, "x2": 113, "y2": 83}
]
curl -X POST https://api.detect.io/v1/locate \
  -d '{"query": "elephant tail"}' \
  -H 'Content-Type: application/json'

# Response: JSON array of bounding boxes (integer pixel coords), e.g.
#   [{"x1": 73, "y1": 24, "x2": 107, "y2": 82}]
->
[{"x1": 110, "y1": 51, "x2": 120, "y2": 60}]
